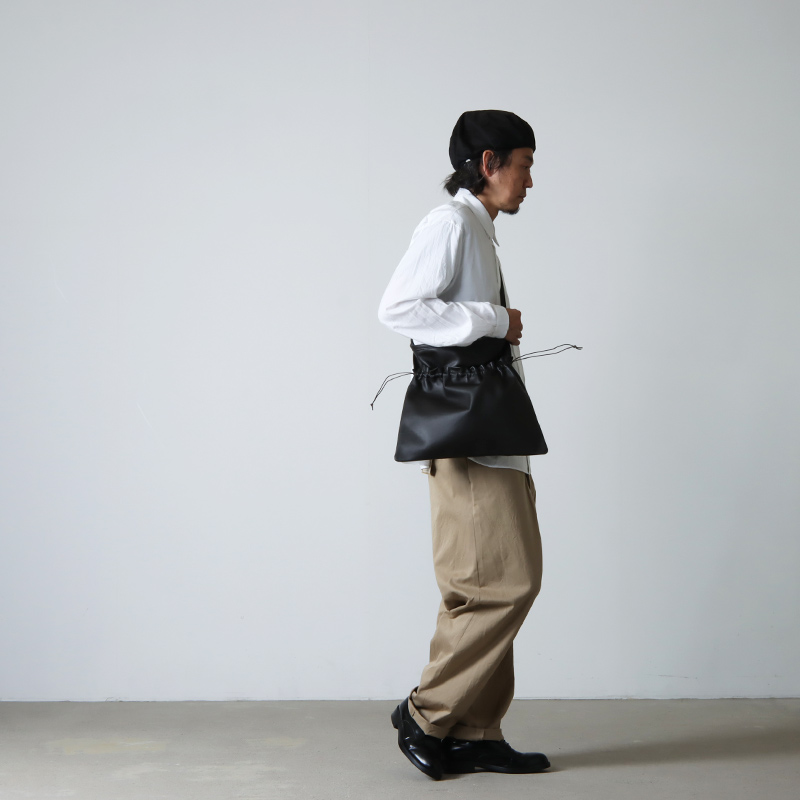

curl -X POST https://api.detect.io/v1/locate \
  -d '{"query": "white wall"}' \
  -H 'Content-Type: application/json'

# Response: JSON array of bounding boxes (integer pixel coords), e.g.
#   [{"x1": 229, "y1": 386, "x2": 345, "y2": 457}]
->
[{"x1": 1, "y1": 0, "x2": 798, "y2": 701}]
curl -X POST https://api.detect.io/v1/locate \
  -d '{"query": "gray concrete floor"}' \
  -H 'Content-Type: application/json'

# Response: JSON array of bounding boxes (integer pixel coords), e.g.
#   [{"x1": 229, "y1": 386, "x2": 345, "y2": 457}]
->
[{"x1": 1, "y1": 699, "x2": 799, "y2": 799}]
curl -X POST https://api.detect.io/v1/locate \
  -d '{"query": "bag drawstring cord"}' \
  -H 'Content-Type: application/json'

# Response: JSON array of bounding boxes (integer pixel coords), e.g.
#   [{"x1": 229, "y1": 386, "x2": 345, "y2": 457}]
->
[
  {"x1": 370, "y1": 371, "x2": 414, "y2": 409},
  {"x1": 370, "y1": 343, "x2": 582, "y2": 409},
  {"x1": 512, "y1": 343, "x2": 582, "y2": 362}
]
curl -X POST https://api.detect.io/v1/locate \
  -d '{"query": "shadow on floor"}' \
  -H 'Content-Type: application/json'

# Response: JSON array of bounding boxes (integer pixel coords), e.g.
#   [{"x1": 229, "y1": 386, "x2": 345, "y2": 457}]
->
[{"x1": 551, "y1": 724, "x2": 800, "y2": 770}]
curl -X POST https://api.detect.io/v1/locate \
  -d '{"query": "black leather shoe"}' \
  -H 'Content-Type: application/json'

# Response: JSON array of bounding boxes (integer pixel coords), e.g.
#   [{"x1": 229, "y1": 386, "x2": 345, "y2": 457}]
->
[
  {"x1": 390, "y1": 699, "x2": 444, "y2": 780},
  {"x1": 441, "y1": 737, "x2": 550, "y2": 774}
]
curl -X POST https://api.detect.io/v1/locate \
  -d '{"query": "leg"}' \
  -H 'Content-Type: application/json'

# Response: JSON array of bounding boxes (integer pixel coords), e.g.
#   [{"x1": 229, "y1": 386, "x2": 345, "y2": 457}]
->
[{"x1": 408, "y1": 458, "x2": 543, "y2": 741}]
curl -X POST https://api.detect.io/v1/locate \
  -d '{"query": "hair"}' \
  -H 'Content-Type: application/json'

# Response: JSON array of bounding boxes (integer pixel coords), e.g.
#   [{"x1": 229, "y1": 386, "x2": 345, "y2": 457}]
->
[{"x1": 443, "y1": 149, "x2": 514, "y2": 197}]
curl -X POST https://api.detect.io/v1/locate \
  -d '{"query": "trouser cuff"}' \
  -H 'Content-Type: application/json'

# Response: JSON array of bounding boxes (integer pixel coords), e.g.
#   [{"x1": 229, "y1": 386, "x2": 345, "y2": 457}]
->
[
  {"x1": 407, "y1": 696, "x2": 450, "y2": 739},
  {"x1": 408, "y1": 695, "x2": 505, "y2": 741},
  {"x1": 447, "y1": 723, "x2": 505, "y2": 742}
]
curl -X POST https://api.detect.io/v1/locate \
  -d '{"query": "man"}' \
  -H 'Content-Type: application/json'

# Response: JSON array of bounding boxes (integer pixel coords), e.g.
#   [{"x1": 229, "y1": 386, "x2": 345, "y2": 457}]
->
[{"x1": 377, "y1": 110, "x2": 550, "y2": 780}]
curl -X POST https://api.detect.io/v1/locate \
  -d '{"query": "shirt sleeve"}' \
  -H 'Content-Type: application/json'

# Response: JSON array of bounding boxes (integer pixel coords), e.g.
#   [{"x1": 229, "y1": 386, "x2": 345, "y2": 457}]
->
[{"x1": 377, "y1": 218, "x2": 509, "y2": 347}]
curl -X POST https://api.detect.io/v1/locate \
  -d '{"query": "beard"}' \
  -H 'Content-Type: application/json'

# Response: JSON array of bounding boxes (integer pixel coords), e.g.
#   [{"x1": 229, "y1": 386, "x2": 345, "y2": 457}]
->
[{"x1": 501, "y1": 205, "x2": 521, "y2": 216}]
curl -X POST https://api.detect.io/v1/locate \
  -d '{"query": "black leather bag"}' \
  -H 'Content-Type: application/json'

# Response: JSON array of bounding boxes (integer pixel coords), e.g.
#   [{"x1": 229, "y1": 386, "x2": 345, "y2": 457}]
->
[{"x1": 394, "y1": 336, "x2": 548, "y2": 462}]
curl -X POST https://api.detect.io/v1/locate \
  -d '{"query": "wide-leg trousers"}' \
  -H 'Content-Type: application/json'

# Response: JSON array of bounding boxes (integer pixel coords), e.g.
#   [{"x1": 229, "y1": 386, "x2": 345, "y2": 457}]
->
[{"x1": 408, "y1": 457, "x2": 543, "y2": 741}]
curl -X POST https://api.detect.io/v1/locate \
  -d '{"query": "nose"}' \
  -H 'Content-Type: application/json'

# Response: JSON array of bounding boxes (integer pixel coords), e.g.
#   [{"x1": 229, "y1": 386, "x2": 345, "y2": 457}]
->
[{"x1": 524, "y1": 172, "x2": 533, "y2": 189}]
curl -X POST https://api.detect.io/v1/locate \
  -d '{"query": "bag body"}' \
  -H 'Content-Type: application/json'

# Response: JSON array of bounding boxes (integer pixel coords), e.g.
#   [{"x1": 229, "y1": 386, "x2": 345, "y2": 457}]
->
[{"x1": 394, "y1": 336, "x2": 548, "y2": 462}]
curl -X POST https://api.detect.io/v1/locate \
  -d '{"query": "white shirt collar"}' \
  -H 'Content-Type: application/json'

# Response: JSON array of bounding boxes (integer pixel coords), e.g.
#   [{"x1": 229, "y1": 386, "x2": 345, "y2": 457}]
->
[{"x1": 453, "y1": 187, "x2": 499, "y2": 246}]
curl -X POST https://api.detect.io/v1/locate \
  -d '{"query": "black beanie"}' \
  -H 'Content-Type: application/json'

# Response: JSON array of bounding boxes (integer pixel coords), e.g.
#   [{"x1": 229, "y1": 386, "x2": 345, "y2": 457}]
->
[{"x1": 449, "y1": 110, "x2": 536, "y2": 169}]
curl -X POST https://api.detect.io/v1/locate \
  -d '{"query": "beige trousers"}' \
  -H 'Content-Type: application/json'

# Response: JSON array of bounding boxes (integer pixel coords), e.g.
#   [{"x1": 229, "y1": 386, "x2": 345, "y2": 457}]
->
[{"x1": 408, "y1": 457, "x2": 543, "y2": 741}]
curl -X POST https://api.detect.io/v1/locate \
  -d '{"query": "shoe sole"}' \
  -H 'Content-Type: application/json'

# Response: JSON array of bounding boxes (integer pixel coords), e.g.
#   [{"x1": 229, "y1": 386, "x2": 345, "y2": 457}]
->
[
  {"x1": 444, "y1": 764, "x2": 550, "y2": 774},
  {"x1": 442, "y1": 759, "x2": 551, "y2": 774},
  {"x1": 391, "y1": 704, "x2": 442, "y2": 781}
]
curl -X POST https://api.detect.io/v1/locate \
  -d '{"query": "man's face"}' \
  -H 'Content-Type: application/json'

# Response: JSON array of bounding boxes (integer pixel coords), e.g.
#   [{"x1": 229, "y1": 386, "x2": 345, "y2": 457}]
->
[{"x1": 490, "y1": 147, "x2": 534, "y2": 216}]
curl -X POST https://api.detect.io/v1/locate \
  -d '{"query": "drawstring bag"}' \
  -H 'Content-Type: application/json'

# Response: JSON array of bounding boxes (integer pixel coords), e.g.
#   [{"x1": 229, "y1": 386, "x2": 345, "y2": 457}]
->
[
  {"x1": 371, "y1": 338, "x2": 581, "y2": 462},
  {"x1": 373, "y1": 245, "x2": 581, "y2": 461}
]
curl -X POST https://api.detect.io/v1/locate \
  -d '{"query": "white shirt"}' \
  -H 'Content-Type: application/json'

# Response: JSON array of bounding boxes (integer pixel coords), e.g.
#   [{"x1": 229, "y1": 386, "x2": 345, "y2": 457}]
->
[{"x1": 378, "y1": 188, "x2": 530, "y2": 475}]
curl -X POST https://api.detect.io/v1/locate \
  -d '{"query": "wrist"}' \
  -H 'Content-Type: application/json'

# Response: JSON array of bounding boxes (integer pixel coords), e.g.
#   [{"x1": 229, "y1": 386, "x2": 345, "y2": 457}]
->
[{"x1": 492, "y1": 305, "x2": 510, "y2": 338}]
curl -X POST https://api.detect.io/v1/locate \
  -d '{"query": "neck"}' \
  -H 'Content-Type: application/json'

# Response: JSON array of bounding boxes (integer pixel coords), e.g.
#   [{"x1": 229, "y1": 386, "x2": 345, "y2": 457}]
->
[{"x1": 474, "y1": 190, "x2": 499, "y2": 220}]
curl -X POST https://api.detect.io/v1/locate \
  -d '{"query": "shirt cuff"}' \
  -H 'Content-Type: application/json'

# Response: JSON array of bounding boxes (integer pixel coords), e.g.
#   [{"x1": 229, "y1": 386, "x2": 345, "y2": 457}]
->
[{"x1": 491, "y1": 305, "x2": 510, "y2": 339}]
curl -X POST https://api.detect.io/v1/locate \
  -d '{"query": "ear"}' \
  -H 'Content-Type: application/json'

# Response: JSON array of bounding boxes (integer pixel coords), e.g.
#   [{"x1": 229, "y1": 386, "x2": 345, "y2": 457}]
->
[{"x1": 481, "y1": 149, "x2": 496, "y2": 178}]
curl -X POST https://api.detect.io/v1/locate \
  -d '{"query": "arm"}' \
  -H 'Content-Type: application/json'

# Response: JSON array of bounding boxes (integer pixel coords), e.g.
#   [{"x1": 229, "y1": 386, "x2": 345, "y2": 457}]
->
[{"x1": 378, "y1": 219, "x2": 509, "y2": 347}]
